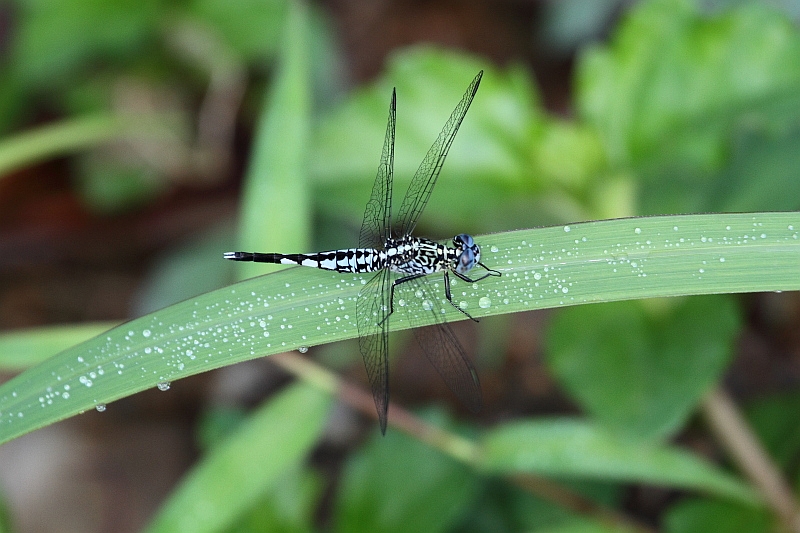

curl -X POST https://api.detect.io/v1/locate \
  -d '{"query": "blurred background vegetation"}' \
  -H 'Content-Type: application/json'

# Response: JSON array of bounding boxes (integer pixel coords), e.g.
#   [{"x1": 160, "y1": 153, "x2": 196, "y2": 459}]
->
[{"x1": 0, "y1": 0, "x2": 799, "y2": 532}]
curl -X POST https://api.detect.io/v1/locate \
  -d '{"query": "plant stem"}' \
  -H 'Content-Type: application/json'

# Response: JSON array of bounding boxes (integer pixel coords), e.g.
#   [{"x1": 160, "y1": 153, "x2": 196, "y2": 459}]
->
[
  {"x1": 0, "y1": 113, "x2": 177, "y2": 178},
  {"x1": 702, "y1": 386, "x2": 800, "y2": 532}
]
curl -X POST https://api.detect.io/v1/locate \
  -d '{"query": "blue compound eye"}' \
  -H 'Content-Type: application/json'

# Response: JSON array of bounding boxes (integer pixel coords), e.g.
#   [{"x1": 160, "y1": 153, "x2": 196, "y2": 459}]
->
[
  {"x1": 456, "y1": 247, "x2": 477, "y2": 274},
  {"x1": 454, "y1": 233, "x2": 474, "y2": 247},
  {"x1": 454, "y1": 234, "x2": 481, "y2": 274}
]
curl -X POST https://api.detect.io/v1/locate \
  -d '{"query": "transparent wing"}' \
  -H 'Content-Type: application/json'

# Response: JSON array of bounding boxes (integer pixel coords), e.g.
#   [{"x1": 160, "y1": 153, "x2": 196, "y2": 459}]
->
[
  {"x1": 356, "y1": 269, "x2": 392, "y2": 434},
  {"x1": 396, "y1": 276, "x2": 482, "y2": 412},
  {"x1": 395, "y1": 71, "x2": 483, "y2": 238},
  {"x1": 359, "y1": 89, "x2": 396, "y2": 248}
]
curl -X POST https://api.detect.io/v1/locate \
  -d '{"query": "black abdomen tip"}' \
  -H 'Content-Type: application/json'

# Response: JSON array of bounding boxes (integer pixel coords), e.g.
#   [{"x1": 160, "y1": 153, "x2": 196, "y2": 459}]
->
[{"x1": 224, "y1": 251, "x2": 253, "y2": 261}]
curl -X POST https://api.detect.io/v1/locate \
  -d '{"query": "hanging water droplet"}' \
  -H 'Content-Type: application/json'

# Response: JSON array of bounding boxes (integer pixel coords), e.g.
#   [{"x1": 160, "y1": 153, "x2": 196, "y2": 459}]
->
[
  {"x1": 298, "y1": 346, "x2": 309, "y2": 354},
  {"x1": 95, "y1": 404, "x2": 107, "y2": 412},
  {"x1": 157, "y1": 382, "x2": 171, "y2": 391}
]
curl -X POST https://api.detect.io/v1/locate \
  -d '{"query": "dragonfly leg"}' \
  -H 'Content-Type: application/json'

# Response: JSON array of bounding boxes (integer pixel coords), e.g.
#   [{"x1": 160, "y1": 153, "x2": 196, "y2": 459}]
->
[
  {"x1": 444, "y1": 271, "x2": 478, "y2": 322},
  {"x1": 378, "y1": 273, "x2": 427, "y2": 326},
  {"x1": 452, "y1": 262, "x2": 501, "y2": 284}
]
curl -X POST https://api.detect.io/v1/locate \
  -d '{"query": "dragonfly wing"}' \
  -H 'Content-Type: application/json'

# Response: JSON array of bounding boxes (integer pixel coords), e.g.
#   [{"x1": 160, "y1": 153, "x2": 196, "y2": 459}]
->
[
  {"x1": 356, "y1": 268, "x2": 392, "y2": 433},
  {"x1": 359, "y1": 88, "x2": 396, "y2": 248},
  {"x1": 397, "y1": 276, "x2": 482, "y2": 413},
  {"x1": 395, "y1": 71, "x2": 483, "y2": 238}
]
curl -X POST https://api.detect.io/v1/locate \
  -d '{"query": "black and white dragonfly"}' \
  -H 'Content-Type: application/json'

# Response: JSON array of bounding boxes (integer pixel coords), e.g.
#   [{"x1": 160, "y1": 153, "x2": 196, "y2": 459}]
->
[{"x1": 225, "y1": 71, "x2": 500, "y2": 433}]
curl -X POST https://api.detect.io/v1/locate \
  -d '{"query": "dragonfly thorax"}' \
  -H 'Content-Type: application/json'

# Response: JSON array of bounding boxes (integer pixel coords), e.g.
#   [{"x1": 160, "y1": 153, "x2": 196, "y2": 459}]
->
[{"x1": 382, "y1": 234, "x2": 480, "y2": 276}]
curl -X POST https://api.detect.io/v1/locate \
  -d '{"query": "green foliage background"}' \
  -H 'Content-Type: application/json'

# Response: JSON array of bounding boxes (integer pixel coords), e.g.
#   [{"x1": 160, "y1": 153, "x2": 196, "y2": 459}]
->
[{"x1": 0, "y1": 0, "x2": 800, "y2": 532}]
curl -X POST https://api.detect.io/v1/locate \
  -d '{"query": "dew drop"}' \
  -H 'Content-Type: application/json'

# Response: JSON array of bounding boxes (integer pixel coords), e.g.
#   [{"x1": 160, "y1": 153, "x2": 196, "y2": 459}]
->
[
  {"x1": 143, "y1": 329, "x2": 151, "y2": 338},
  {"x1": 634, "y1": 227, "x2": 641, "y2": 234},
  {"x1": 422, "y1": 299, "x2": 433, "y2": 311},
  {"x1": 95, "y1": 404, "x2": 107, "y2": 412},
  {"x1": 563, "y1": 225, "x2": 571, "y2": 233},
  {"x1": 157, "y1": 382, "x2": 171, "y2": 391},
  {"x1": 478, "y1": 297, "x2": 491, "y2": 309},
  {"x1": 298, "y1": 346, "x2": 309, "y2": 354},
  {"x1": 490, "y1": 245, "x2": 499, "y2": 253}
]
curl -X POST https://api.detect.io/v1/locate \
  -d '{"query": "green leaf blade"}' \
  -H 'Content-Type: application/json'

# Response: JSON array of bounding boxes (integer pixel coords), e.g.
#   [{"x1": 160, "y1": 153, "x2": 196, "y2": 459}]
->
[
  {"x1": 546, "y1": 296, "x2": 741, "y2": 440},
  {"x1": 0, "y1": 212, "x2": 797, "y2": 444},
  {"x1": 480, "y1": 419, "x2": 760, "y2": 505},
  {"x1": 145, "y1": 383, "x2": 332, "y2": 533},
  {"x1": 334, "y1": 413, "x2": 480, "y2": 533}
]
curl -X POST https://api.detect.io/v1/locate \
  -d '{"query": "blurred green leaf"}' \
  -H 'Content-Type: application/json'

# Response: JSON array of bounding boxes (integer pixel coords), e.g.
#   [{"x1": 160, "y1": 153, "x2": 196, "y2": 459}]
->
[
  {"x1": 145, "y1": 382, "x2": 331, "y2": 533},
  {"x1": 189, "y1": 0, "x2": 288, "y2": 62},
  {"x1": 236, "y1": 0, "x2": 311, "y2": 280},
  {"x1": 480, "y1": 419, "x2": 759, "y2": 505},
  {"x1": 576, "y1": 0, "x2": 800, "y2": 214},
  {"x1": 0, "y1": 322, "x2": 118, "y2": 371},
  {"x1": 334, "y1": 411, "x2": 479, "y2": 533},
  {"x1": 744, "y1": 392, "x2": 800, "y2": 474},
  {"x1": 0, "y1": 113, "x2": 178, "y2": 180},
  {"x1": 577, "y1": 0, "x2": 800, "y2": 168},
  {"x1": 74, "y1": 154, "x2": 163, "y2": 213},
  {"x1": 545, "y1": 296, "x2": 740, "y2": 440},
  {"x1": 534, "y1": 522, "x2": 625, "y2": 533},
  {"x1": 0, "y1": 485, "x2": 15, "y2": 533},
  {"x1": 710, "y1": 125, "x2": 800, "y2": 213},
  {"x1": 663, "y1": 498, "x2": 774, "y2": 533},
  {"x1": 133, "y1": 224, "x2": 237, "y2": 315},
  {"x1": 221, "y1": 466, "x2": 321, "y2": 533},
  {"x1": 456, "y1": 479, "x2": 621, "y2": 533},
  {"x1": 0, "y1": 68, "x2": 26, "y2": 134},
  {"x1": 196, "y1": 404, "x2": 250, "y2": 452},
  {"x1": 13, "y1": 0, "x2": 162, "y2": 88}
]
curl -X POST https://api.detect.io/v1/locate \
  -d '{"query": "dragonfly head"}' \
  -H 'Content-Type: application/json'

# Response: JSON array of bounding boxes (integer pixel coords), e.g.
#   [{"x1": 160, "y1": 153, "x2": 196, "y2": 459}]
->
[{"x1": 453, "y1": 233, "x2": 480, "y2": 274}]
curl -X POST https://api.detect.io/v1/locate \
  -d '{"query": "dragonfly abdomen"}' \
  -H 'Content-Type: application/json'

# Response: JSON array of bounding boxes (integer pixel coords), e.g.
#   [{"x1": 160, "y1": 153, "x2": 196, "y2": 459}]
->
[{"x1": 224, "y1": 249, "x2": 385, "y2": 273}]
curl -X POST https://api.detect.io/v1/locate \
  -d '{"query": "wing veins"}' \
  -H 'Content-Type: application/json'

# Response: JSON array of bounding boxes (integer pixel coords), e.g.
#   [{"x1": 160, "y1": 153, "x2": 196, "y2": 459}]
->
[
  {"x1": 359, "y1": 88, "x2": 396, "y2": 249},
  {"x1": 398, "y1": 276, "x2": 482, "y2": 412},
  {"x1": 395, "y1": 71, "x2": 483, "y2": 238}
]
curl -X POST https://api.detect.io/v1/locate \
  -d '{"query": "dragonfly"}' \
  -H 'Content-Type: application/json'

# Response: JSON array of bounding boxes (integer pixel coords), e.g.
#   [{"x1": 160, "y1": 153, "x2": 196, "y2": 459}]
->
[{"x1": 225, "y1": 71, "x2": 500, "y2": 433}]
